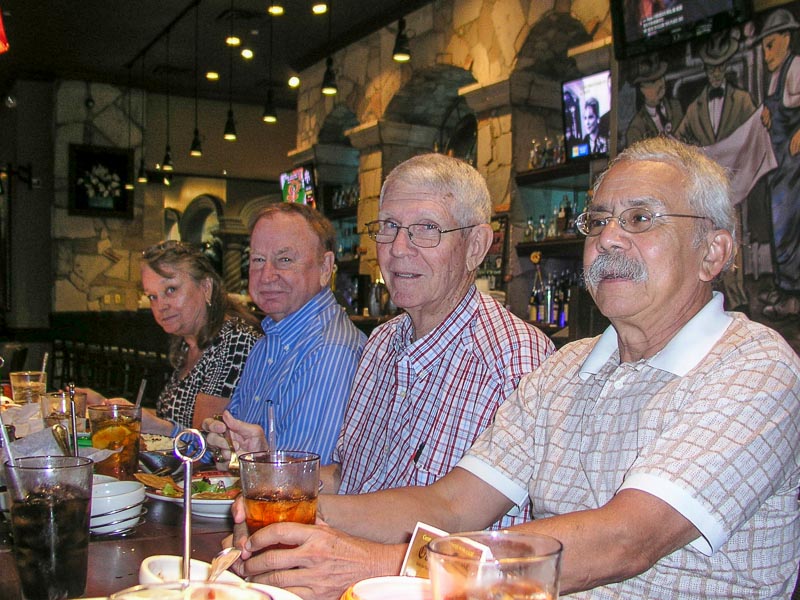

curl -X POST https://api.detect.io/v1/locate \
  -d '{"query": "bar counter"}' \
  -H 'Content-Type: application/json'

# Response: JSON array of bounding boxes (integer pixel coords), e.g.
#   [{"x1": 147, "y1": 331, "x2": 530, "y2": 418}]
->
[{"x1": 0, "y1": 496, "x2": 232, "y2": 599}]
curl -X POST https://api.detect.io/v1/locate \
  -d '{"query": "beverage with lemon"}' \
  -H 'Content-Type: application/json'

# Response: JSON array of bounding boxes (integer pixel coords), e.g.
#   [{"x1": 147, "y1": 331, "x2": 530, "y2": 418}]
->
[{"x1": 88, "y1": 405, "x2": 142, "y2": 480}]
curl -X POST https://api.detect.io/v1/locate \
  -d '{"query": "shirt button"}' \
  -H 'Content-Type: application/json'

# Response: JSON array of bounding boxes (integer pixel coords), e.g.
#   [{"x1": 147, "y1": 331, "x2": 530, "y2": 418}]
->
[
  {"x1": 613, "y1": 379, "x2": 623, "y2": 389},
  {"x1": 283, "y1": 345, "x2": 290, "y2": 352}
]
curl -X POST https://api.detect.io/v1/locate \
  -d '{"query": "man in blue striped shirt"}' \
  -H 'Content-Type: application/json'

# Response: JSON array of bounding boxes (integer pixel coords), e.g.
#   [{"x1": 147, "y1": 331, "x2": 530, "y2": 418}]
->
[{"x1": 209, "y1": 203, "x2": 366, "y2": 464}]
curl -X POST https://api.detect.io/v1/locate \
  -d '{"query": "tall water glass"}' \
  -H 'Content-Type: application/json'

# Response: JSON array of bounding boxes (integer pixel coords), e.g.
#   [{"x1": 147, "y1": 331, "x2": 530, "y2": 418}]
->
[
  {"x1": 4, "y1": 455, "x2": 93, "y2": 600},
  {"x1": 427, "y1": 531, "x2": 562, "y2": 600}
]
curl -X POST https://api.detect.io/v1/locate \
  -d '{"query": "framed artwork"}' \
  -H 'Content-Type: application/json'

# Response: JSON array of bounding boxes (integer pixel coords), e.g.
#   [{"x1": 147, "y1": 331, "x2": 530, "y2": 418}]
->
[{"x1": 68, "y1": 144, "x2": 134, "y2": 219}]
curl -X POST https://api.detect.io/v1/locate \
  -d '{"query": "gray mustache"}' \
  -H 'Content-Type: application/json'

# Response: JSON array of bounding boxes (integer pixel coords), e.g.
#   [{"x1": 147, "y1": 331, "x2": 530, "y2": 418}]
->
[{"x1": 584, "y1": 253, "x2": 648, "y2": 287}]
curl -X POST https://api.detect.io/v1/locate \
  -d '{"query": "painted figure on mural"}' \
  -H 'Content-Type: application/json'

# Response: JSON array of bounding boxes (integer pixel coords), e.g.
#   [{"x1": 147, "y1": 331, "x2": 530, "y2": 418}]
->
[
  {"x1": 756, "y1": 8, "x2": 800, "y2": 319},
  {"x1": 674, "y1": 29, "x2": 757, "y2": 312},
  {"x1": 625, "y1": 54, "x2": 685, "y2": 146}
]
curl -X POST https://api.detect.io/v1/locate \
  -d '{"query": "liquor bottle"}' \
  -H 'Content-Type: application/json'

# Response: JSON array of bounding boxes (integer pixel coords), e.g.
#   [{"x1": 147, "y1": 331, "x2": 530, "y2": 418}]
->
[
  {"x1": 543, "y1": 274, "x2": 555, "y2": 325},
  {"x1": 524, "y1": 218, "x2": 534, "y2": 241},
  {"x1": 546, "y1": 209, "x2": 558, "y2": 239},
  {"x1": 557, "y1": 197, "x2": 567, "y2": 233},
  {"x1": 535, "y1": 215, "x2": 547, "y2": 242},
  {"x1": 528, "y1": 265, "x2": 545, "y2": 322}
]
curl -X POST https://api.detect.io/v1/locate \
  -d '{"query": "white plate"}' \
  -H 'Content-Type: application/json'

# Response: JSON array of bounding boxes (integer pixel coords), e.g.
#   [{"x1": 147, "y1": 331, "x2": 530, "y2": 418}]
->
[{"x1": 144, "y1": 474, "x2": 238, "y2": 519}]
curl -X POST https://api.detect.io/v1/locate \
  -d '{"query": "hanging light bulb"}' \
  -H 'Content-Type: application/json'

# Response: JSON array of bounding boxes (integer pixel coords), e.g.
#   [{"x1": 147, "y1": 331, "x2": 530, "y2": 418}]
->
[
  {"x1": 267, "y1": 2, "x2": 284, "y2": 16},
  {"x1": 321, "y1": 0, "x2": 337, "y2": 96},
  {"x1": 262, "y1": 15, "x2": 277, "y2": 124},
  {"x1": 190, "y1": 3, "x2": 203, "y2": 157},
  {"x1": 224, "y1": 1, "x2": 237, "y2": 141},
  {"x1": 137, "y1": 57, "x2": 148, "y2": 184},
  {"x1": 125, "y1": 70, "x2": 135, "y2": 190},
  {"x1": 321, "y1": 56, "x2": 337, "y2": 95},
  {"x1": 162, "y1": 144, "x2": 174, "y2": 171},
  {"x1": 392, "y1": 18, "x2": 411, "y2": 63},
  {"x1": 288, "y1": 75, "x2": 300, "y2": 88},
  {"x1": 312, "y1": 2, "x2": 327, "y2": 15},
  {"x1": 262, "y1": 89, "x2": 277, "y2": 124},
  {"x1": 224, "y1": 109, "x2": 237, "y2": 141},
  {"x1": 162, "y1": 31, "x2": 174, "y2": 170},
  {"x1": 137, "y1": 157, "x2": 148, "y2": 183}
]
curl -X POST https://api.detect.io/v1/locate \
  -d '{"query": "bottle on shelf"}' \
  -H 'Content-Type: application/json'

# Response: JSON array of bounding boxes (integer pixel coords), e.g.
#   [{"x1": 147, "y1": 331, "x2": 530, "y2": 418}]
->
[
  {"x1": 535, "y1": 215, "x2": 547, "y2": 242},
  {"x1": 543, "y1": 274, "x2": 555, "y2": 325},
  {"x1": 546, "y1": 209, "x2": 558, "y2": 239},
  {"x1": 528, "y1": 265, "x2": 545, "y2": 322},
  {"x1": 524, "y1": 218, "x2": 534, "y2": 242}
]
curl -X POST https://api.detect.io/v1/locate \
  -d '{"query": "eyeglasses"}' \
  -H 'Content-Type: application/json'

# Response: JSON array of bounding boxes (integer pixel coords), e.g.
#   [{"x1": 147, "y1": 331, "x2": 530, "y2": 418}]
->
[
  {"x1": 575, "y1": 207, "x2": 710, "y2": 237},
  {"x1": 365, "y1": 220, "x2": 478, "y2": 248},
  {"x1": 141, "y1": 240, "x2": 201, "y2": 259}
]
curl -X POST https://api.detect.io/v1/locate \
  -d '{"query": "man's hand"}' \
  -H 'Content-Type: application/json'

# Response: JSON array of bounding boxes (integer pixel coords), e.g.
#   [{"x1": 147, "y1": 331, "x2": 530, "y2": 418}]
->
[
  {"x1": 230, "y1": 520, "x2": 405, "y2": 600},
  {"x1": 202, "y1": 410, "x2": 268, "y2": 459}
]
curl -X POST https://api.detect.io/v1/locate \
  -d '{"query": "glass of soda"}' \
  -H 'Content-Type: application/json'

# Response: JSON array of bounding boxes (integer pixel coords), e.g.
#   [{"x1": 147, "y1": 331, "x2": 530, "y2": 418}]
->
[
  {"x1": 238, "y1": 450, "x2": 320, "y2": 533},
  {"x1": 4, "y1": 455, "x2": 93, "y2": 600},
  {"x1": 88, "y1": 403, "x2": 142, "y2": 480}
]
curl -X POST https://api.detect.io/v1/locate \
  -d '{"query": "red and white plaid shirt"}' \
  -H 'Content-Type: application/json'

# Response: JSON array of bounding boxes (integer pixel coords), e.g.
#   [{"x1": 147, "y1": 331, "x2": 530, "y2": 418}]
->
[{"x1": 334, "y1": 286, "x2": 554, "y2": 528}]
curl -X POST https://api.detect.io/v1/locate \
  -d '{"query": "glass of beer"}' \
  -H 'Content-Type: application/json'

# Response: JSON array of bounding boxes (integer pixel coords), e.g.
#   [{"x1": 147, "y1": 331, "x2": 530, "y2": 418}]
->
[
  {"x1": 238, "y1": 450, "x2": 320, "y2": 533},
  {"x1": 427, "y1": 531, "x2": 562, "y2": 600},
  {"x1": 88, "y1": 404, "x2": 142, "y2": 480},
  {"x1": 4, "y1": 455, "x2": 93, "y2": 600}
]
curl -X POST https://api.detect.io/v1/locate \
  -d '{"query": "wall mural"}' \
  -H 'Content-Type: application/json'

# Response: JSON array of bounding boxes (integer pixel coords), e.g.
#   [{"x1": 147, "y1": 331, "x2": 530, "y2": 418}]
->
[{"x1": 616, "y1": 3, "x2": 800, "y2": 349}]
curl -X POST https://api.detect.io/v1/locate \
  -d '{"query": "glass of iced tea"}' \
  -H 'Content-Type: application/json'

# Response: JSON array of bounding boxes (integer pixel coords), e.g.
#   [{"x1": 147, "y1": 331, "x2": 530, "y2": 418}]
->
[
  {"x1": 427, "y1": 531, "x2": 562, "y2": 600},
  {"x1": 238, "y1": 450, "x2": 320, "y2": 533},
  {"x1": 4, "y1": 455, "x2": 93, "y2": 600},
  {"x1": 88, "y1": 404, "x2": 142, "y2": 480}
]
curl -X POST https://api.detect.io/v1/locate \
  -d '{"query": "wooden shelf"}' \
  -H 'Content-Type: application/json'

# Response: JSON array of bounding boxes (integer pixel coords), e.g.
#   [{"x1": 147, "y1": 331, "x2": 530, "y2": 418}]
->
[
  {"x1": 515, "y1": 159, "x2": 591, "y2": 187},
  {"x1": 516, "y1": 237, "x2": 583, "y2": 258}
]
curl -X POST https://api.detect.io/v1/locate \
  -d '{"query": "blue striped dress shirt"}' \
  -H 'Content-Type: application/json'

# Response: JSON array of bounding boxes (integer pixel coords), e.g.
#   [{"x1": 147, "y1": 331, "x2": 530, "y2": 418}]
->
[{"x1": 227, "y1": 288, "x2": 366, "y2": 464}]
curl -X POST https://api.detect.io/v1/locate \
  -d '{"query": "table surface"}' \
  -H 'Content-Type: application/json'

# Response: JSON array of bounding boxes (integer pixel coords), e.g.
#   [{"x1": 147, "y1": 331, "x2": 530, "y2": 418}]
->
[{"x1": 0, "y1": 494, "x2": 233, "y2": 599}]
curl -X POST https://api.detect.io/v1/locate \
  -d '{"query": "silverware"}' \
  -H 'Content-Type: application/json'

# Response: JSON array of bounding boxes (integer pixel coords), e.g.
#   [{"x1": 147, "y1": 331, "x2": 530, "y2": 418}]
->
[
  {"x1": 206, "y1": 546, "x2": 242, "y2": 582},
  {"x1": 52, "y1": 424, "x2": 72, "y2": 456}
]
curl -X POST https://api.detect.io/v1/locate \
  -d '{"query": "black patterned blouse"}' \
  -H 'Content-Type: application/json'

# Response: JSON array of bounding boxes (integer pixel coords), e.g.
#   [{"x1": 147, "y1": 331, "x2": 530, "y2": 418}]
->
[{"x1": 156, "y1": 318, "x2": 262, "y2": 428}]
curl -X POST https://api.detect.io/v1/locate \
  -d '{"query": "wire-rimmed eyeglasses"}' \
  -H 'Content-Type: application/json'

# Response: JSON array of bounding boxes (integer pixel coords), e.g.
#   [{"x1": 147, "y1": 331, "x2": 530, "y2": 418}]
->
[
  {"x1": 574, "y1": 207, "x2": 711, "y2": 237},
  {"x1": 365, "y1": 220, "x2": 478, "y2": 248}
]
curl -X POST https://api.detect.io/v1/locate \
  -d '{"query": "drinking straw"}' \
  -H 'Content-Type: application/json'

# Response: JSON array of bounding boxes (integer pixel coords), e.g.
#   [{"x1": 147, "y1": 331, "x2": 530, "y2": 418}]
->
[
  {"x1": 68, "y1": 382, "x2": 79, "y2": 456},
  {"x1": 134, "y1": 379, "x2": 147, "y2": 409},
  {"x1": 40, "y1": 352, "x2": 49, "y2": 382},
  {"x1": 0, "y1": 410, "x2": 23, "y2": 500},
  {"x1": 266, "y1": 399, "x2": 276, "y2": 453}
]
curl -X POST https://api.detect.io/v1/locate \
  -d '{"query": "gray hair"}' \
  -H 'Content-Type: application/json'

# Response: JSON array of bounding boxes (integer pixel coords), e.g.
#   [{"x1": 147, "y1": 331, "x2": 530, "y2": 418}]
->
[
  {"x1": 380, "y1": 154, "x2": 492, "y2": 227},
  {"x1": 593, "y1": 136, "x2": 737, "y2": 271}
]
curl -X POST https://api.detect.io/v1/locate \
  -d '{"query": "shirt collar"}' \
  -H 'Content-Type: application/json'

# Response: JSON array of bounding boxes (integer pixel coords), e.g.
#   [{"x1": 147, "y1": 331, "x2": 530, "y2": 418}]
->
[
  {"x1": 393, "y1": 285, "x2": 478, "y2": 360},
  {"x1": 579, "y1": 292, "x2": 732, "y2": 379},
  {"x1": 261, "y1": 287, "x2": 336, "y2": 341}
]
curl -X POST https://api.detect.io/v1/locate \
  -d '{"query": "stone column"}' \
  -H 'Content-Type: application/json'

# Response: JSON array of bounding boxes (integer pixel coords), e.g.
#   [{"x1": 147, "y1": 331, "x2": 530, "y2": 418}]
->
[{"x1": 217, "y1": 216, "x2": 249, "y2": 295}]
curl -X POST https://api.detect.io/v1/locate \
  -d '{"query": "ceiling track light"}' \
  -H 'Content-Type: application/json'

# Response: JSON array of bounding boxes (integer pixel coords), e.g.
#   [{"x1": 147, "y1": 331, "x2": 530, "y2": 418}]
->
[{"x1": 392, "y1": 18, "x2": 411, "y2": 63}]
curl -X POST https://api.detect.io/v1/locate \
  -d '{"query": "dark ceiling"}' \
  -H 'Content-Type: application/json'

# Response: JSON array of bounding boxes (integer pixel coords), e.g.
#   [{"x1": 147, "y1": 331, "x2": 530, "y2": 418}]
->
[{"x1": 0, "y1": 0, "x2": 432, "y2": 110}]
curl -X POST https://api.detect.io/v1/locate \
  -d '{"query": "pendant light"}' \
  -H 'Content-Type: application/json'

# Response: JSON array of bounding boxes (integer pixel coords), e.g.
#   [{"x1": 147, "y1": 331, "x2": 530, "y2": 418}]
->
[
  {"x1": 392, "y1": 18, "x2": 411, "y2": 63},
  {"x1": 311, "y1": 1, "x2": 328, "y2": 15},
  {"x1": 137, "y1": 57, "x2": 148, "y2": 184},
  {"x1": 321, "y1": 0, "x2": 337, "y2": 96},
  {"x1": 162, "y1": 31, "x2": 174, "y2": 171},
  {"x1": 262, "y1": 15, "x2": 277, "y2": 124},
  {"x1": 190, "y1": 3, "x2": 203, "y2": 157},
  {"x1": 224, "y1": 0, "x2": 237, "y2": 141},
  {"x1": 125, "y1": 67, "x2": 135, "y2": 190}
]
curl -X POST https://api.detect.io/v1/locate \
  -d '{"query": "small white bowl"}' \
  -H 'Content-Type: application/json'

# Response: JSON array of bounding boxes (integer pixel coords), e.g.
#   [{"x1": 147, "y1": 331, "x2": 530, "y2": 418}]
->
[
  {"x1": 93, "y1": 474, "x2": 117, "y2": 485},
  {"x1": 139, "y1": 555, "x2": 244, "y2": 585},
  {"x1": 345, "y1": 576, "x2": 431, "y2": 600},
  {"x1": 91, "y1": 480, "x2": 145, "y2": 535}
]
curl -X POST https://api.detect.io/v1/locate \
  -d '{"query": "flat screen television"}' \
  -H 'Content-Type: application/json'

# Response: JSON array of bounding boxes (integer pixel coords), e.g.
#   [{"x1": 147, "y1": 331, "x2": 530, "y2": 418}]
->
[
  {"x1": 562, "y1": 69, "x2": 612, "y2": 161},
  {"x1": 279, "y1": 164, "x2": 317, "y2": 208},
  {"x1": 610, "y1": 0, "x2": 752, "y2": 60}
]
